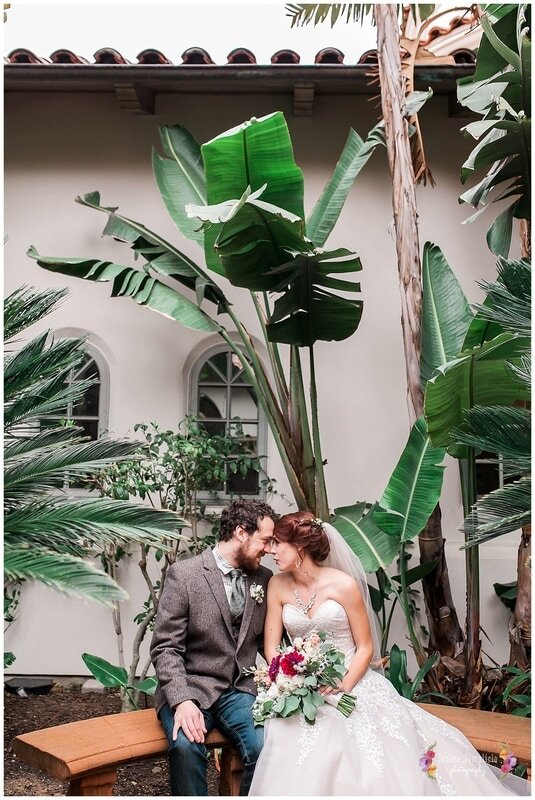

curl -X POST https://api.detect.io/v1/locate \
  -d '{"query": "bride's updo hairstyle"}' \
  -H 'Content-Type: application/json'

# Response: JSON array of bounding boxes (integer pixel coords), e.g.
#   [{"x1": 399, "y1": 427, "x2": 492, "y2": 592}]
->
[{"x1": 274, "y1": 511, "x2": 330, "y2": 563}]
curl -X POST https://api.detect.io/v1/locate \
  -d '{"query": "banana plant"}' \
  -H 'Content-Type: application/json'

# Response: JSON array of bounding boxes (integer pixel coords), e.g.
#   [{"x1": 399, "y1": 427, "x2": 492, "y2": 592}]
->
[
  {"x1": 457, "y1": 4, "x2": 531, "y2": 258},
  {"x1": 31, "y1": 111, "x2": 383, "y2": 519},
  {"x1": 330, "y1": 413, "x2": 446, "y2": 670}
]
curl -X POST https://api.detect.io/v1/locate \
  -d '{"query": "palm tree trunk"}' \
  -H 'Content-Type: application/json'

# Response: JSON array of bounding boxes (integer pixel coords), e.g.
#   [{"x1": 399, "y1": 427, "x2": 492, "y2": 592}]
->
[
  {"x1": 509, "y1": 524, "x2": 531, "y2": 669},
  {"x1": 375, "y1": 4, "x2": 464, "y2": 667}
]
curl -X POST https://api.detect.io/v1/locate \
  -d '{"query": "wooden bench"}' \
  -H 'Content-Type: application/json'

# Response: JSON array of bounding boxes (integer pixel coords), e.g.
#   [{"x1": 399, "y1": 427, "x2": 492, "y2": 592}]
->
[
  {"x1": 12, "y1": 705, "x2": 530, "y2": 795},
  {"x1": 12, "y1": 709, "x2": 243, "y2": 796}
]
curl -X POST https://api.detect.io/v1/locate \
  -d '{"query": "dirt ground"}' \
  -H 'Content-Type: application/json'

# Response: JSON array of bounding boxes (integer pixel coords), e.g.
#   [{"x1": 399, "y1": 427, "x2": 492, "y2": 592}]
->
[{"x1": 4, "y1": 683, "x2": 220, "y2": 796}]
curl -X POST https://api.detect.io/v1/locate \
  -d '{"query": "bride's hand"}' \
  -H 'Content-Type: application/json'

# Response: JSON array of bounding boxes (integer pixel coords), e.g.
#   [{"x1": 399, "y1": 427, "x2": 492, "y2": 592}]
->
[{"x1": 320, "y1": 678, "x2": 351, "y2": 696}]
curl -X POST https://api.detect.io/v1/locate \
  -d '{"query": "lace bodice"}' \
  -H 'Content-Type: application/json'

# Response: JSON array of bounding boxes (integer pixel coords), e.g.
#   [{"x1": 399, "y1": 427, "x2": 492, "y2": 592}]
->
[{"x1": 282, "y1": 599, "x2": 357, "y2": 666}]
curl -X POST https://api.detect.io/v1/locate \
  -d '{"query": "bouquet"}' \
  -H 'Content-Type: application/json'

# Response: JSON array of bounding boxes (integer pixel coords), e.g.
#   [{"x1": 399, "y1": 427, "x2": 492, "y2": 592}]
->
[{"x1": 245, "y1": 630, "x2": 356, "y2": 725}]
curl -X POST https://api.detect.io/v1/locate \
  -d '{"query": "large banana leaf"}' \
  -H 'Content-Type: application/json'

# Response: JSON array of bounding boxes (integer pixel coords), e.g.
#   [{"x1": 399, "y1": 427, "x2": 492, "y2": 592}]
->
[
  {"x1": 330, "y1": 503, "x2": 399, "y2": 574},
  {"x1": 420, "y1": 242, "x2": 472, "y2": 389},
  {"x1": 306, "y1": 123, "x2": 384, "y2": 247},
  {"x1": 188, "y1": 187, "x2": 309, "y2": 291},
  {"x1": 457, "y1": 6, "x2": 531, "y2": 257},
  {"x1": 152, "y1": 125, "x2": 206, "y2": 247},
  {"x1": 462, "y1": 476, "x2": 531, "y2": 547},
  {"x1": 76, "y1": 192, "x2": 226, "y2": 308},
  {"x1": 424, "y1": 332, "x2": 530, "y2": 453},
  {"x1": 266, "y1": 249, "x2": 362, "y2": 346},
  {"x1": 28, "y1": 247, "x2": 220, "y2": 334},
  {"x1": 374, "y1": 417, "x2": 445, "y2": 542},
  {"x1": 201, "y1": 112, "x2": 305, "y2": 272}
]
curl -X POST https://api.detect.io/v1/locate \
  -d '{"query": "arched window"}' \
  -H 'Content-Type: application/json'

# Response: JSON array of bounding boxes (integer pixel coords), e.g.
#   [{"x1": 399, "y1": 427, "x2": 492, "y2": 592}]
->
[
  {"x1": 43, "y1": 341, "x2": 109, "y2": 440},
  {"x1": 190, "y1": 344, "x2": 267, "y2": 498}
]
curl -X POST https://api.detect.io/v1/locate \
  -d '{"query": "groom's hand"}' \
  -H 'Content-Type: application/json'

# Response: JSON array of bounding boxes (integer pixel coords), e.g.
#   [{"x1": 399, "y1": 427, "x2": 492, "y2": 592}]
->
[{"x1": 173, "y1": 700, "x2": 207, "y2": 743}]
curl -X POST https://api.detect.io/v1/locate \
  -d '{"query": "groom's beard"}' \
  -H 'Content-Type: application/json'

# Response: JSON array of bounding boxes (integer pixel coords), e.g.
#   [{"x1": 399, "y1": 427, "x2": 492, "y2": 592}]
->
[{"x1": 235, "y1": 543, "x2": 262, "y2": 574}]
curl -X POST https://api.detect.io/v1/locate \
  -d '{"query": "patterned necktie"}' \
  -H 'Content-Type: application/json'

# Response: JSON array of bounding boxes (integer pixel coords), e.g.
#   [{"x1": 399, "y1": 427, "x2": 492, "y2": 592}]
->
[{"x1": 228, "y1": 569, "x2": 245, "y2": 616}]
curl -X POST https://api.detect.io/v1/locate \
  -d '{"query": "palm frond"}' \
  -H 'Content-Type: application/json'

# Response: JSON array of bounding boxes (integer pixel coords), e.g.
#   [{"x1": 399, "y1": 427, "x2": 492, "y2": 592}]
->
[
  {"x1": 4, "y1": 286, "x2": 68, "y2": 342},
  {"x1": 4, "y1": 426, "x2": 79, "y2": 461},
  {"x1": 453, "y1": 405, "x2": 531, "y2": 477},
  {"x1": 5, "y1": 498, "x2": 186, "y2": 549},
  {"x1": 4, "y1": 438, "x2": 144, "y2": 500},
  {"x1": 473, "y1": 258, "x2": 531, "y2": 338},
  {"x1": 462, "y1": 476, "x2": 531, "y2": 547},
  {"x1": 4, "y1": 544, "x2": 128, "y2": 606},
  {"x1": 4, "y1": 373, "x2": 95, "y2": 431},
  {"x1": 4, "y1": 334, "x2": 86, "y2": 401},
  {"x1": 285, "y1": 3, "x2": 375, "y2": 28}
]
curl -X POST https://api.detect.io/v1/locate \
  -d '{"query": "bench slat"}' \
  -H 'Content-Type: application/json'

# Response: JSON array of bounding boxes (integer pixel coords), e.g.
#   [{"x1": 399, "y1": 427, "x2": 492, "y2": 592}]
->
[
  {"x1": 419, "y1": 703, "x2": 531, "y2": 761},
  {"x1": 12, "y1": 709, "x2": 231, "y2": 781}
]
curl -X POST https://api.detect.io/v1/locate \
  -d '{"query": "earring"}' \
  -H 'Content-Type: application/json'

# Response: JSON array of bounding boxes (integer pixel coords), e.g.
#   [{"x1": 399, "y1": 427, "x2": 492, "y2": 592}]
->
[{"x1": 295, "y1": 555, "x2": 302, "y2": 568}]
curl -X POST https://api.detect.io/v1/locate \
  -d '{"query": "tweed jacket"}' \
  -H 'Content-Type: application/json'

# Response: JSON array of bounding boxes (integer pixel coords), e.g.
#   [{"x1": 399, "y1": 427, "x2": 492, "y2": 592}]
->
[{"x1": 150, "y1": 548, "x2": 272, "y2": 714}]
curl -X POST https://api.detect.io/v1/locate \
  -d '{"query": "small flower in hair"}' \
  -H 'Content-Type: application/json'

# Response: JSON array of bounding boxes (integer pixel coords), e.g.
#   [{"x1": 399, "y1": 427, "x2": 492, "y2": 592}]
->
[{"x1": 311, "y1": 517, "x2": 323, "y2": 527}]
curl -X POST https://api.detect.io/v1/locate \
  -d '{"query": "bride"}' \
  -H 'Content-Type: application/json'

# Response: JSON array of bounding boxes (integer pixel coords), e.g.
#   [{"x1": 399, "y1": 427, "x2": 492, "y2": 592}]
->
[{"x1": 249, "y1": 512, "x2": 529, "y2": 796}]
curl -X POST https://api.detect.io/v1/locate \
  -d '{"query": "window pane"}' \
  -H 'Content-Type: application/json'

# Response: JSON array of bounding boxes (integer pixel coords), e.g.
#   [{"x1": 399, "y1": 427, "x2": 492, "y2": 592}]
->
[
  {"x1": 230, "y1": 421, "x2": 258, "y2": 443},
  {"x1": 230, "y1": 387, "x2": 258, "y2": 420},
  {"x1": 475, "y1": 452, "x2": 500, "y2": 498},
  {"x1": 199, "y1": 358, "x2": 226, "y2": 384},
  {"x1": 230, "y1": 352, "x2": 252, "y2": 384},
  {"x1": 79, "y1": 358, "x2": 100, "y2": 381},
  {"x1": 72, "y1": 382, "x2": 100, "y2": 416},
  {"x1": 207, "y1": 353, "x2": 228, "y2": 381},
  {"x1": 228, "y1": 466, "x2": 259, "y2": 495},
  {"x1": 199, "y1": 388, "x2": 227, "y2": 419},
  {"x1": 74, "y1": 419, "x2": 99, "y2": 440}
]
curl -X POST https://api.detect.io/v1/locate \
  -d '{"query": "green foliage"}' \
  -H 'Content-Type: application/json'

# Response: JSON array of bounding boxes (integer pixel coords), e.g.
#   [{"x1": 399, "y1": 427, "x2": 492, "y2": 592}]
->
[
  {"x1": 420, "y1": 242, "x2": 473, "y2": 389},
  {"x1": 4, "y1": 286, "x2": 185, "y2": 606},
  {"x1": 374, "y1": 417, "x2": 445, "y2": 543},
  {"x1": 457, "y1": 4, "x2": 531, "y2": 257},
  {"x1": 492, "y1": 666, "x2": 531, "y2": 717},
  {"x1": 82, "y1": 652, "x2": 158, "y2": 709},
  {"x1": 493, "y1": 579, "x2": 517, "y2": 611},
  {"x1": 4, "y1": 652, "x2": 16, "y2": 668},
  {"x1": 385, "y1": 645, "x2": 451, "y2": 703},
  {"x1": 91, "y1": 417, "x2": 264, "y2": 520}
]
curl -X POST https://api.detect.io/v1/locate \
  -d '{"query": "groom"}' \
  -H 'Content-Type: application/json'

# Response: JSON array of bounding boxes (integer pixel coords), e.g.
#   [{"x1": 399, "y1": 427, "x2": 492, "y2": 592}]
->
[{"x1": 150, "y1": 498, "x2": 277, "y2": 796}]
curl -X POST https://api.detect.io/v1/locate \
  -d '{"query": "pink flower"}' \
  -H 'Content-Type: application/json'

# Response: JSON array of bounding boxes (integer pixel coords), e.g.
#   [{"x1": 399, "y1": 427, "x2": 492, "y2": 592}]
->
[
  {"x1": 280, "y1": 650, "x2": 305, "y2": 676},
  {"x1": 268, "y1": 655, "x2": 281, "y2": 681}
]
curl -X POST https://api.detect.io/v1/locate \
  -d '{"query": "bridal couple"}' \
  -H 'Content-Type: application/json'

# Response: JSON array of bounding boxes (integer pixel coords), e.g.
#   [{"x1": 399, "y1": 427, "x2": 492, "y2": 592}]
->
[{"x1": 150, "y1": 499, "x2": 527, "y2": 796}]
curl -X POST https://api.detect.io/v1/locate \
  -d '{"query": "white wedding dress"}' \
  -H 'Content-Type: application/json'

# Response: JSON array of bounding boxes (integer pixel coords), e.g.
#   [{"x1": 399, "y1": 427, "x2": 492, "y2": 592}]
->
[{"x1": 249, "y1": 599, "x2": 530, "y2": 796}]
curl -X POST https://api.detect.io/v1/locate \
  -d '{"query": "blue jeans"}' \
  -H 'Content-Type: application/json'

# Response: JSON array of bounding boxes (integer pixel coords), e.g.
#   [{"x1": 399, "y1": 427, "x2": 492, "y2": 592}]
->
[{"x1": 159, "y1": 688, "x2": 264, "y2": 796}]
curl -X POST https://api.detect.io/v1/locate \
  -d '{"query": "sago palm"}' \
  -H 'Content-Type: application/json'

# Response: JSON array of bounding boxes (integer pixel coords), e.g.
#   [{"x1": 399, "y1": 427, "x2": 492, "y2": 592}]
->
[{"x1": 4, "y1": 286, "x2": 185, "y2": 605}]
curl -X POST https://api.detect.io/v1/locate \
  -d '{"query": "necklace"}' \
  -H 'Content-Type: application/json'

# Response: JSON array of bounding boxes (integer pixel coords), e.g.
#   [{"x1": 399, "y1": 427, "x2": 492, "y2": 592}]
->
[{"x1": 294, "y1": 573, "x2": 320, "y2": 615}]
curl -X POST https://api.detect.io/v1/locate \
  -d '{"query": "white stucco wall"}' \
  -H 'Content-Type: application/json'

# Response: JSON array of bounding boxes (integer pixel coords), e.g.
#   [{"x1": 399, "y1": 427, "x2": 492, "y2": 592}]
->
[{"x1": 4, "y1": 87, "x2": 518, "y2": 677}]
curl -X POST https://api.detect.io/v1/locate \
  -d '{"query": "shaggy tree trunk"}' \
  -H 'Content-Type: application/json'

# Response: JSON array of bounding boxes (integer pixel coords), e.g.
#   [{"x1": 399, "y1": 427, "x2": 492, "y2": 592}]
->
[
  {"x1": 375, "y1": 4, "x2": 464, "y2": 669},
  {"x1": 509, "y1": 525, "x2": 531, "y2": 670}
]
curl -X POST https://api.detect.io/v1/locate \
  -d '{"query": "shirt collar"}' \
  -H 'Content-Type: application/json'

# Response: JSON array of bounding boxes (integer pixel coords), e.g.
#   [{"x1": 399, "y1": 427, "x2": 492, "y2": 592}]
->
[{"x1": 213, "y1": 544, "x2": 243, "y2": 576}]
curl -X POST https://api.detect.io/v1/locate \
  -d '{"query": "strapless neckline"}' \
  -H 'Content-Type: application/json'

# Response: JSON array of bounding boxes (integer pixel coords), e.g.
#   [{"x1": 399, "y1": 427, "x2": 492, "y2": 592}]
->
[{"x1": 282, "y1": 598, "x2": 346, "y2": 622}]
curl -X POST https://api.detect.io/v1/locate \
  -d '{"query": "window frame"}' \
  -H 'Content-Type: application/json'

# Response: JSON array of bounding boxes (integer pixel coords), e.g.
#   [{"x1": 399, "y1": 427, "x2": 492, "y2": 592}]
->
[{"x1": 188, "y1": 342, "x2": 268, "y2": 503}]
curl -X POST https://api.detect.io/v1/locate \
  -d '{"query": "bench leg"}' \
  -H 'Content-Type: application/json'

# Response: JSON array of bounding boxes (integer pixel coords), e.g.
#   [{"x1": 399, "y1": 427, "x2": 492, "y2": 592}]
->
[
  {"x1": 67, "y1": 768, "x2": 117, "y2": 796},
  {"x1": 219, "y1": 747, "x2": 243, "y2": 796}
]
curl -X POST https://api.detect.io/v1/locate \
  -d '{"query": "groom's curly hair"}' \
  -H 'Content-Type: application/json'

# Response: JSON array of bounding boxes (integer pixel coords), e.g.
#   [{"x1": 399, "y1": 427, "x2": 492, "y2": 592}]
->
[
  {"x1": 274, "y1": 511, "x2": 330, "y2": 563},
  {"x1": 218, "y1": 499, "x2": 278, "y2": 541}
]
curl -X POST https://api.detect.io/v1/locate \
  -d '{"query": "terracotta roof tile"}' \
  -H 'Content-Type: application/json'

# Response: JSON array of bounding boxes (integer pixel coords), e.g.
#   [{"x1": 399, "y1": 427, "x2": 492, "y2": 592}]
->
[
  {"x1": 314, "y1": 47, "x2": 344, "y2": 64},
  {"x1": 271, "y1": 49, "x2": 300, "y2": 65},
  {"x1": 227, "y1": 47, "x2": 256, "y2": 64},
  {"x1": 93, "y1": 48, "x2": 130, "y2": 65},
  {"x1": 49, "y1": 49, "x2": 89, "y2": 64},
  {"x1": 7, "y1": 48, "x2": 50, "y2": 64},
  {"x1": 136, "y1": 48, "x2": 172, "y2": 65},
  {"x1": 180, "y1": 47, "x2": 215, "y2": 65}
]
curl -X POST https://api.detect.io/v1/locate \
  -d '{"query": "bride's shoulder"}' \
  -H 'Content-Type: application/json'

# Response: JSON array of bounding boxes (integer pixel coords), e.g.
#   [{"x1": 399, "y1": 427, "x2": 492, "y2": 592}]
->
[{"x1": 322, "y1": 566, "x2": 358, "y2": 590}]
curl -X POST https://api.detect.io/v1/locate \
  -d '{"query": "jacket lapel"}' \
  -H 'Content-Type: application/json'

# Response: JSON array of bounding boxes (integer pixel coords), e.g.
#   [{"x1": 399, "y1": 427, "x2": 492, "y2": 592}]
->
[
  {"x1": 236, "y1": 572, "x2": 255, "y2": 651},
  {"x1": 202, "y1": 549, "x2": 234, "y2": 639}
]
